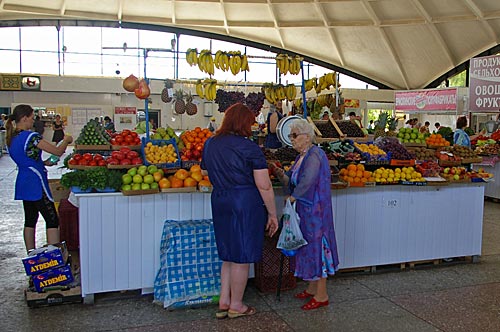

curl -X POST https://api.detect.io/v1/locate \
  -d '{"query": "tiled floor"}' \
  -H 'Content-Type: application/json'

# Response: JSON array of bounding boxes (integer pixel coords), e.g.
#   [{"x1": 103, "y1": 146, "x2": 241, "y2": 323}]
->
[{"x1": 1, "y1": 152, "x2": 500, "y2": 332}]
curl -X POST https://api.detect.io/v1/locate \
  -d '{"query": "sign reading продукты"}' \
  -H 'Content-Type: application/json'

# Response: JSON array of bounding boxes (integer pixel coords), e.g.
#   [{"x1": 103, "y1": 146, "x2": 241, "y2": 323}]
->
[
  {"x1": 395, "y1": 88, "x2": 457, "y2": 112},
  {"x1": 469, "y1": 54, "x2": 500, "y2": 112}
]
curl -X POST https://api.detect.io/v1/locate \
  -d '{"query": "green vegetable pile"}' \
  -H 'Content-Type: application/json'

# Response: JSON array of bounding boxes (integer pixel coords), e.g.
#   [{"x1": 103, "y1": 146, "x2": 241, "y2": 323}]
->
[{"x1": 61, "y1": 168, "x2": 124, "y2": 191}]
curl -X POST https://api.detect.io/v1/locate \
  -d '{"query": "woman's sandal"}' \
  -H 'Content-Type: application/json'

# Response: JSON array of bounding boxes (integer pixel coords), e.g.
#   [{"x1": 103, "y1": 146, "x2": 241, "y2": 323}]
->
[
  {"x1": 301, "y1": 298, "x2": 329, "y2": 310},
  {"x1": 294, "y1": 290, "x2": 314, "y2": 299},
  {"x1": 215, "y1": 309, "x2": 228, "y2": 319},
  {"x1": 227, "y1": 306, "x2": 257, "y2": 319}
]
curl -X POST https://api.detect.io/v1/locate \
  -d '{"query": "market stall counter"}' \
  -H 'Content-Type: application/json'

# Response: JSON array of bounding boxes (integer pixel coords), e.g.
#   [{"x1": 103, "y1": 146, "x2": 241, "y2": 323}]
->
[{"x1": 76, "y1": 182, "x2": 485, "y2": 304}]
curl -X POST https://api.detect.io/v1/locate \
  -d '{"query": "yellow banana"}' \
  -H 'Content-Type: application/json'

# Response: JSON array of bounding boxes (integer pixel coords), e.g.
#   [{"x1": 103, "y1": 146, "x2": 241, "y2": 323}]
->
[
  {"x1": 241, "y1": 54, "x2": 249, "y2": 72},
  {"x1": 275, "y1": 54, "x2": 285, "y2": 75},
  {"x1": 264, "y1": 85, "x2": 275, "y2": 104},
  {"x1": 195, "y1": 80, "x2": 204, "y2": 98},
  {"x1": 233, "y1": 55, "x2": 242, "y2": 75},
  {"x1": 210, "y1": 81, "x2": 217, "y2": 101},
  {"x1": 316, "y1": 77, "x2": 323, "y2": 94},
  {"x1": 198, "y1": 51, "x2": 206, "y2": 73},
  {"x1": 186, "y1": 49, "x2": 192, "y2": 66},
  {"x1": 214, "y1": 50, "x2": 222, "y2": 70},
  {"x1": 206, "y1": 53, "x2": 214, "y2": 75}
]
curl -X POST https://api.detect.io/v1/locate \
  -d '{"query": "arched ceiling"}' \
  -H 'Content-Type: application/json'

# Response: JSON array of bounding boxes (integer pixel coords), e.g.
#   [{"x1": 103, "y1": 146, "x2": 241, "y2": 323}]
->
[{"x1": 1, "y1": 0, "x2": 500, "y2": 90}]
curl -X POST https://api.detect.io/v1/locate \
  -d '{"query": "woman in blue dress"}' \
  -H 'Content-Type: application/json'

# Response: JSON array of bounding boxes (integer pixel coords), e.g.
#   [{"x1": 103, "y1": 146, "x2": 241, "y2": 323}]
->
[
  {"x1": 5, "y1": 105, "x2": 73, "y2": 252},
  {"x1": 264, "y1": 102, "x2": 283, "y2": 149},
  {"x1": 201, "y1": 103, "x2": 278, "y2": 319},
  {"x1": 273, "y1": 119, "x2": 339, "y2": 310},
  {"x1": 454, "y1": 116, "x2": 485, "y2": 147}
]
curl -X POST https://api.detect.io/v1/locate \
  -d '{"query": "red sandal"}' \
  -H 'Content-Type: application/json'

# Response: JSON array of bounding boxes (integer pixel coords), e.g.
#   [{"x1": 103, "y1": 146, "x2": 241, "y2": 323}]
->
[
  {"x1": 301, "y1": 297, "x2": 329, "y2": 310},
  {"x1": 294, "y1": 290, "x2": 314, "y2": 299}
]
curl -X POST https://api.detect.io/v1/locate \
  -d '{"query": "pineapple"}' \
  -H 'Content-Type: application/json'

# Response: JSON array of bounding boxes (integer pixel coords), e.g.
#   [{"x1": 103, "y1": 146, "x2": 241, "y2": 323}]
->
[
  {"x1": 174, "y1": 89, "x2": 186, "y2": 114},
  {"x1": 161, "y1": 79, "x2": 173, "y2": 103},
  {"x1": 386, "y1": 115, "x2": 398, "y2": 137},
  {"x1": 185, "y1": 92, "x2": 197, "y2": 116},
  {"x1": 374, "y1": 112, "x2": 388, "y2": 139}
]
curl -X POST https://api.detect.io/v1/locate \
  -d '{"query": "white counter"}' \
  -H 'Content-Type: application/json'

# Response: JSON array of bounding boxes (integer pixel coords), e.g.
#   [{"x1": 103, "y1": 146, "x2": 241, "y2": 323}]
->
[{"x1": 77, "y1": 183, "x2": 485, "y2": 303}]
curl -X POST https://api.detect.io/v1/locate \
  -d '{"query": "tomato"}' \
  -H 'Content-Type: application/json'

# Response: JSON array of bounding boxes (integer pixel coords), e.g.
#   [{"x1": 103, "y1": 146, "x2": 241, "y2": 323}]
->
[
  {"x1": 119, "y1": 147, "x2": 131, "y2": 155},
  {"x1": 110, "y1": 138, "x2": 117, "y2": 145},
  {"x1": 68, "y1": 158, "x2": 78, "y2": 165},
  {"x1": 93, "y1": 154, "x2": 104, "y2": 162},
  {"x1": 83, "y1": 153, "x2": 93, "y2": 161},
  {"x1": 131, "y1": 157, "x2": 143, "y2": 165},
  {"x1": 122, "y1": 129, "x2": 131, "y2": 136},
  {"x1": 133, "y1": 138, "x2": 141, "y2": 145},
  {"x1": 106, "y1": 158, "x2": 119, "y2": 165},
  {"x1": 127, "y1": 151, "x2": 139, "y2": 159},
  {"x1": 73, "y1": 154, "x2": 82, "y2": 161},
  {"x1": 130, "y1": 132, "x2": 138, "y2": 138},
  {"x1": 115, "y1": 136, "x2": 124, "y2": 144},
  {"x1": 125, "y1": 135, "x2": 134, "y2": 143},
  {"x1": 88, "y1": 160, "x2": 97, "y2": 166},
  {"x1": 120, "y1": 158, "x2": 131, "y2": 165},
  {"x1": 78, "y1": 159, "x2": 89, "y2": 166},
  {"x1": 97, "y1": 159, "x2": 107, "y2": 166},
  {"x1": 111, "y1": 151, "x2": 125, "y2": 160}
]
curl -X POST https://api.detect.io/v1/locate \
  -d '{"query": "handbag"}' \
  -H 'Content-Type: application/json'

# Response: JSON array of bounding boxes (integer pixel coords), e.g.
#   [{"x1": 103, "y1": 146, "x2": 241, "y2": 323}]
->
[{"x1": 276, "y1": 198, "x2": 308, "y2": 256}]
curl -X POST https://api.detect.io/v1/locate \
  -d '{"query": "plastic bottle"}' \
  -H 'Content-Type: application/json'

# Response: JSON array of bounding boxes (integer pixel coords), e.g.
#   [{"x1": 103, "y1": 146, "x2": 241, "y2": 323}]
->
[{"x1": 48, "y1": 140, "x2": 64, "y2": 164}]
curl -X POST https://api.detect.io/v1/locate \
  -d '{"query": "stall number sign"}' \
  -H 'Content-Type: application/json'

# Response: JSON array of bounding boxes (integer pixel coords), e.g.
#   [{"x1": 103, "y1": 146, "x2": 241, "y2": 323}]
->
[{"x1": 383, "y1": 198, "x2": 399, "y2": 209}]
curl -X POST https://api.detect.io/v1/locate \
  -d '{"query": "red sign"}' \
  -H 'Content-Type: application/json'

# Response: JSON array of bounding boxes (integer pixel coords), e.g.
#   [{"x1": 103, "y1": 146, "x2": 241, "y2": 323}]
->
[
  {"x1": 395, "y1": 88, "x2": 457, "y2": 112},
  {"x1": 469, "y1": 54, "x2": 500, "y2": 112},
  {"x1": 115, "y1": 107, "x2": 136, "y2": 114}
]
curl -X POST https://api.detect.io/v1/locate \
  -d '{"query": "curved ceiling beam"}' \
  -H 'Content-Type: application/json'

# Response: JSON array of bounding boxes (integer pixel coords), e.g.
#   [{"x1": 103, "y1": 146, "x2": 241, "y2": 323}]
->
[
  {"x1": 410, "y1": 0, "x2": 455, "y2": 67},
  {"x1": 463, "y1": 0, "x2": 499, "y2": 43},
  {"x1": 313, "y1": 0, "x2": 344, "y2": 67},
  {"x1": 219, "y1": 0, "x2": 230, "y2": 35},
  {"x1": 360, "y1": 0, "x2": 410, "y2": 89},
  {"x1": 266, "y1": 0, "x2": 285, "y2": 49}
]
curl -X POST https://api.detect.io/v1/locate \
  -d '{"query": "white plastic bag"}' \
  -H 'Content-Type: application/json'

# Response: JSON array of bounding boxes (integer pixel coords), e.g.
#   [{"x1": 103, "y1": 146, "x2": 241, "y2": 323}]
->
[{"x1": 277, "y1": 198, "x2": 308, "y2": 252}]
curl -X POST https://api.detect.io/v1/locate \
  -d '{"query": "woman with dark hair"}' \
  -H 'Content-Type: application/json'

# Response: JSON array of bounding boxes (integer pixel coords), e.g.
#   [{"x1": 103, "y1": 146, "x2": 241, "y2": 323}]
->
[
  {"x1": 5, "y1": 104, "x2": 73, "y2": 252},
  {"x1": 454, "y1": 116, "x2": 485, "y2": 147},
  {"x1": 51, "y1": 114, "x2": 65, "y2": 143},
  {"x1": 104, "y1": 116, "x2": 115, "y2": 132},
  {"x1": 201, "y1": 103, "x2": 278, "y2": 319}
]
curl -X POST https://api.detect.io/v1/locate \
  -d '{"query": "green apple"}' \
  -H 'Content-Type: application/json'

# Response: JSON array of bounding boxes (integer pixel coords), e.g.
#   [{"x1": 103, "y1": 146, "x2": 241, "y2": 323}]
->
[
  {"x1": 147, "y1": 165, "x2": 158, "y2": 175},
  {"x1": 122, "y1": 174, "x2": 133, "y2": 185},
  {"x1": 143, "y1": 174, "x2": 154, "y2": 185},
  {"x1": 453, "y1": 174, "x2": 460, "y2": 180},
  {"x1": 150, "y1": 182, "x2": 159, "y2": 190},
  {"x1": 131, "y1": 183, "x2": 141, "y2": 190},
  {"x1": 138, "y1": 165, "x2": 148, "y2": 177},
  {"x1": 122, "y1": 184, "x2": 131, "y2": 191},
  {"x1": 141, "y1": 183, "x2": 150, "y2": 190},
  {"x1": 133, "y1": 174, "x2": 143, "y2": 184},
  {"x1": 127, "y1": 167, "x2": 138, "y2": 176}
]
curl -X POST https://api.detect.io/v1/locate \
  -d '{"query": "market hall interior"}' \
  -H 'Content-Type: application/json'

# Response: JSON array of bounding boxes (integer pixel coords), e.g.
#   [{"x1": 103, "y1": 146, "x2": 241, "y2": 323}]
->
[{"x1": 1, "y1": 152, "x2": 500, "y2": 332}]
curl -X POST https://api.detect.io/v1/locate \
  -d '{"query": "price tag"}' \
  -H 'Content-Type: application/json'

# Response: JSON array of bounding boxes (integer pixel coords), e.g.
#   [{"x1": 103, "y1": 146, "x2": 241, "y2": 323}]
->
[{"x1": 383, "y1": 198, "x2": 399, "y2": 208}]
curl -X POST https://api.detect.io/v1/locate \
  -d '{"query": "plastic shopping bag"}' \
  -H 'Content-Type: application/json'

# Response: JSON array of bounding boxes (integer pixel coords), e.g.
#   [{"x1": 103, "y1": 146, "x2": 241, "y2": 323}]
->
[{"x1": 276, "y1": 198, "x2": 308, "y2": 256}]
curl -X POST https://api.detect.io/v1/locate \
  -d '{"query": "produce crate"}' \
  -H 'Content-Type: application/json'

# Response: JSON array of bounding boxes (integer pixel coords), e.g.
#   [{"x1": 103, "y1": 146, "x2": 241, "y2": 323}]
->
[
  {"x1": 25, "y1": 285, "x2": 82, "y2": 308},
  {"x1": 390, "y1": 159, "x2": 415, "y2": 166},
  {"x1": 141, "y1": 137, "x2": 181, "y2": 170},
  {"x1": 254, "y1": 235, "x2": 296, "y2": 293},
  {"x1": 68, "y1": 165, "x2": 106, "y2": 170},
  {"x1": 461, "y1": 157, "x2": 483, "y2": 164},
  {"x1": 122, "y1": 188, "x2": 159, "y2": 196},
  {"x1": 160, "y1": 187, "x2": 197, "y2": 193},
  {"x1": 106, "y1": 164, "x2": 138, "y2": 170},
  {"x1": 110, "y1": 144, "x2": 141, "y2": 150},
  {"x1": 400, "y1": 181, "x2": 427, "y2": 186},
  {"x1": 74, "y1": 144, "x2": 111, "y2": 151},
  {"x1": 181, "y1": 160, "x2": 201, "y2": 170}
]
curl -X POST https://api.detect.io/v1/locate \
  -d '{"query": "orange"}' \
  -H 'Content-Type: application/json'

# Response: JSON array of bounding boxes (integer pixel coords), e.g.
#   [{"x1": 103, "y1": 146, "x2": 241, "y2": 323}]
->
[
  {"x1": 184, "y1": 177, "x2": 197, "y2": 187},
  {"x1": 347, "y1": 164, "x2": 357, "y2": 172},
  {"x1": 190, "y1": 164, "x2": 201, "y2": 173},
  {"x1": 191, "y1": 171, "x2": 203, "y2": 182},
  {"x1": 199, "y1": 179, "x2": 212, "y2": 187},
  {"x1": 174, "y1": 169, "x2": 190, "y2": 180},
  {"x1": 203, "y1": 175, "x2": 210, "y2": 181},
  {"x1": 356, "y1": 170, "x2": 363, "y2": 178},
  {"x1": 171, "y1": 177, "x2": 184, "y2": 188},
  {"x1": 356, "y1": 164, "x2": 364, "y2": 171},
  {"x1": 348, "y1": 170, "x2": 356, "y2": 178},
  {"x1": 363, "y1": 171, "x2": 371, "y2": 178},
  {"x1": 158, "y1": 178, "x2": 171, "y2": 189}
]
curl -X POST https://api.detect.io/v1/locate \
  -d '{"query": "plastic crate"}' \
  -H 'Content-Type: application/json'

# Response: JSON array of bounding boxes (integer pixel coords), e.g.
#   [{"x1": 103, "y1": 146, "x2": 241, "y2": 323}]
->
[
  {"x1": 254, "y1": 235, "x2": 296, "y2": 293},
  {"x1": 141, "y1": 137, "x2": 181, "y2": 169}
]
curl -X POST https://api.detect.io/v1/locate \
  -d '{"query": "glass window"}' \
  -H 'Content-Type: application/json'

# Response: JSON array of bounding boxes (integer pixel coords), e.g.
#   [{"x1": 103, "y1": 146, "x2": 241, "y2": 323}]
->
[
  {"x1": 61, "y1": 26, "x2": 102, "y2": 53},
  {"x1": 0, "y1": 27, "x2": 21, "y2": 49},
  {"x1": 21, "y1": 26, "x2": 58, "y2": 52},
  {"x1": 0, "y1": 50, "x2": 21, "y2": 73},
  {"x1": 21, "y1": 50, "x2": 59, "y2": 75},
  {"x1": 62, "y1": 53, "x2": 102, "y2": 76}
]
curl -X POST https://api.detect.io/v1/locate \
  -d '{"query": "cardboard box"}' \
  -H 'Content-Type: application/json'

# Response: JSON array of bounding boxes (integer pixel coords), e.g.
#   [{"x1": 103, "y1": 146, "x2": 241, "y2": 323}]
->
[
  {"x1": 25, "y1": 285, "x2": 82, "y2": 307},
  {"x1": 32, "y1": 264, "x2": 74, "y2": 293},
  {"x1": 22, "y1": 242, "x2": 68, "y2": 276},
  {"x1": 48, "y1": 179, "x2": 70, "y2": 203}
]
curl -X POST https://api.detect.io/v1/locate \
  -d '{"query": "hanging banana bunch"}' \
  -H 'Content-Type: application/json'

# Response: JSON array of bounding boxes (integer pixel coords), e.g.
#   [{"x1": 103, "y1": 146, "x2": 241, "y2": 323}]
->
[
  {"x1": 201, "y1": 78, "x2": 217, "y2": 101},
  {"x1": 315, "y1": 72, "x2": 337, "y2": 94},
  {"x1": 304, "y1": 78, "x2": 317, "y2": 92},
  {"x1": 241, "y1": 54, "x2": 250, "y2": 72},
  {"x1": 186, "y1": 48, "x2": 198, "y2": 66},
  {"x1": 263, "y1": 83, "x2": 277, "y2": 104},
  {"x1": 276, "y1": 54, "x2": 302, "y2": 75},
  {"x1": 227, "y1": 51, "x2": 243, "y2": 75},
  {"x1": 285, "y1": 84, "x2": 297, "y2": 102},
  {"x1": 274, "y1": 84, "x2": 286, "y2": 101},
  {"x1": 197, "y1": 49, "x2": 214, "y2": 75}
]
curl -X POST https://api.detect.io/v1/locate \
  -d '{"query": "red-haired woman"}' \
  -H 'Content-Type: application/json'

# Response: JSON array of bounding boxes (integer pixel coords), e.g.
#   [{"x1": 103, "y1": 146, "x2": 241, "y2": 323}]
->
[{"x1": 201, "y1": 103, "x2": 278, "y2": 319}]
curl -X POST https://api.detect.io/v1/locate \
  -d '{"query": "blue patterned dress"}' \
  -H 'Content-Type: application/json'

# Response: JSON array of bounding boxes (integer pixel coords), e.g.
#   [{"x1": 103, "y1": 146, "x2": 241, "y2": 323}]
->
[
  {"x1": 201, "y1": 135, "x2": 269, "y2": 263},
  {"x1": 285, "y1": 145, "x2": 339, "y2": 281}
]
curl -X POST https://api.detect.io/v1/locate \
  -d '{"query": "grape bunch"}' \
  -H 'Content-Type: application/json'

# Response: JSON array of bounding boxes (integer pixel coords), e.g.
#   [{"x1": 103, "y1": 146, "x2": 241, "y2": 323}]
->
[
  {"x1": 244, "y1": 92, "x2": 265, "y2": 116},
  {"x1": 374, "y1": 137, "x2": 415, "y2": 160},
  {"x1": 215, "y1": 90, "x2": 245, "y2": 113}
]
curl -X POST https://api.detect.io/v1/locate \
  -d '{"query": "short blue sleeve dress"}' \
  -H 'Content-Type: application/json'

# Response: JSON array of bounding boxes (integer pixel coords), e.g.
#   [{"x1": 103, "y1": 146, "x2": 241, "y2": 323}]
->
[{"x1": 201, "y1": 134, "x2": 268, "y2": 263}]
